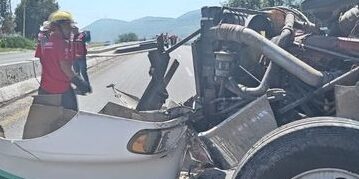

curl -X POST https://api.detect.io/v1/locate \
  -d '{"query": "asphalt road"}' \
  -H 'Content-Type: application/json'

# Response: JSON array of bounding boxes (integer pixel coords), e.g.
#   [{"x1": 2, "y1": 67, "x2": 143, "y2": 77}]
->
[
  {"x1": 79, "y1": 45, "x2": 196, "y2": 112},
  {"x1": 0, "y1": 51, "x2": 35, "y2": 65}
]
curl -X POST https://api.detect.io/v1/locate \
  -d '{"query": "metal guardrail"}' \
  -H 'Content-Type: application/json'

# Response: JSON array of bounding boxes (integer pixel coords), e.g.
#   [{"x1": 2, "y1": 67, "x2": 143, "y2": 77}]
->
[{"x1": 87, "y1": 40, "x2": 155, "y2": 54}]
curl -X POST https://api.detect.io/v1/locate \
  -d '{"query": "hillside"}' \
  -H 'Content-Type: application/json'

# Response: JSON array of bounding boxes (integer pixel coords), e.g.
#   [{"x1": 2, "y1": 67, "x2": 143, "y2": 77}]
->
[{"x1": 83, "y1": 10, "x2": 201, "y2": 42}]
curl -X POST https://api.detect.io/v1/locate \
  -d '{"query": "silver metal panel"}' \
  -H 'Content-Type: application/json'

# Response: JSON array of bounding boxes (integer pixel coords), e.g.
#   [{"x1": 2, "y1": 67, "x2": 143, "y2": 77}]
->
[
  {"x1": 199, "y1": 95, "x2": 277, "y2": 169},
  {"x1": 335, "y1": 85, "x2": 359, "y2": 121}
]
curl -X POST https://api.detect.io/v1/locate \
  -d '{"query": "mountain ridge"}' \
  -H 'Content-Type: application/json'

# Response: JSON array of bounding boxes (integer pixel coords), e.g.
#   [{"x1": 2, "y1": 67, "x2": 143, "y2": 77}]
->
[{"x1": 82, "y1": 9, "x2": 201, "y2": 42}]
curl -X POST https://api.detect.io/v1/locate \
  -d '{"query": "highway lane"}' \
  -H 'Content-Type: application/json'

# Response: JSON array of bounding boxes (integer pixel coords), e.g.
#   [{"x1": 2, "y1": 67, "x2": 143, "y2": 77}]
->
[
  {"x1": 0, "y1": 51, "x2": 35, "y2": 65},
  {"x1": 79, "y1": 45, "x2": 196, "y2": 112},
  {"x1": 0, "y1": 41, "x2": 147, "y2": 65}
]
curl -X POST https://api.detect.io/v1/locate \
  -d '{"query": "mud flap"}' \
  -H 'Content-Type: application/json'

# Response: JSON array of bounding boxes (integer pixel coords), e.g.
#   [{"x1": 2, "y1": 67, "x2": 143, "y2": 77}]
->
[{"x1": 198, "y1": 96, "x2": 277, "y2": 170}]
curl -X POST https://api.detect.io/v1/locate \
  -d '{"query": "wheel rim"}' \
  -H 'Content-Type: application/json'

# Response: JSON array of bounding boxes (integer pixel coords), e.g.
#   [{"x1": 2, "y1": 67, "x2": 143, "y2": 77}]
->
[{"x1": 292, "y1": 168, "x2": 359, "y2": 179}]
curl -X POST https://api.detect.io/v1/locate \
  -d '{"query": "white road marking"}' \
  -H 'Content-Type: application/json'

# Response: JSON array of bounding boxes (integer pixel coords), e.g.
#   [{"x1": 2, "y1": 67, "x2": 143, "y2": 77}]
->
[{"x1": 185, "y1": 67, "x2": 194, "y2": 77}]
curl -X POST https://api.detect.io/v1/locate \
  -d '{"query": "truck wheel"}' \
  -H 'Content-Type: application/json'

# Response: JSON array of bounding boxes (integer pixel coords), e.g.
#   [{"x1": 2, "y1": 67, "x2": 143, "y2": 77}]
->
[{"x1": 234, "y1": 117, "x2": 359, "y2": 179}]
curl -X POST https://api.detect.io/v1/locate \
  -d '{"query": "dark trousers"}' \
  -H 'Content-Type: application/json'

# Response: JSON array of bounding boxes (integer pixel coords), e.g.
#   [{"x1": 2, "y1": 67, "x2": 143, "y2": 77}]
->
[
  {"x1": 73, "y1": 56, "x2": 90, "y2": 84},
  {"x1": 38, "y1": 87, "x2": 78, "y2": 111}
]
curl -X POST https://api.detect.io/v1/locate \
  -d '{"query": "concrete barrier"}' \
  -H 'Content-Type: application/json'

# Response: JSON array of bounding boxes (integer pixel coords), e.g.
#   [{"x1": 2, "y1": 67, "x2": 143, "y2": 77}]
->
[
  {"x1": 0, "y1": 60, "x2": 41, "y2": 88},
  {"x1": 0, "y1": 78, "x2": 40, "y2": 104}
]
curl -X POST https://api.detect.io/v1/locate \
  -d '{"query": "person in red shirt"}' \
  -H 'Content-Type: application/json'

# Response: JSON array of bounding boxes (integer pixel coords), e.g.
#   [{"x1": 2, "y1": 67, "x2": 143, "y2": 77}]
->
[
  {"x1": 0, "y1": 125, "x2": 4, "y2": 138},
  {"x1": 72, "y1": 26, "x2": 91, "y2": 87},
  {"x1": 35, "y1": 11, "x2": 91, "y2": 111},
  {"x1": 35, "y1": 21, "x2": 50, "y2": 57}
]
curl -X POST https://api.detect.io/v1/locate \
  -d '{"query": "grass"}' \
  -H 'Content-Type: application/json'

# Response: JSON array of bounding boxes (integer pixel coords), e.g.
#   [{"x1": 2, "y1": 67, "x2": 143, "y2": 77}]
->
[
  {"x1": 0, "y1": 36, "x2": 36, "y2": 50},
  {"x1": 0, "y1": 48, "x2": 30, "y2": 53},
  {"x1": 88, "y1": 42, "x2": 106, "y2": 48}
]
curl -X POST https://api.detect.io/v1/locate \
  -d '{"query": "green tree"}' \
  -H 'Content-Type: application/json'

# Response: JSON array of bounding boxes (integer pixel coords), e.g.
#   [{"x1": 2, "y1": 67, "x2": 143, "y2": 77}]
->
[
  {"x1": 0, "y1": 0, "x2": 10, "y2": 17},
  {"x1": 116, "y1": 32, "x2": 138, "y2": 43},
  {"x1": 1, "y1": 16, "x2": 15, "y2": 34},
  {"x1": 0, "y1": 0, "x2": 15, "y2": 34},
  {"x1": 225, "y1": 0, "x2": 303, "y2": 8},
  {"x1": 226, "y1": 0, "x2": 262, "y2": 9},
  {"x1": 14, "y1": 0, "x2": 58, "y2": 38},
  {"x1": 265, "y1": 0, "x2": 284, "y2": 6},
  {"x1": 287, "y1": 0, "x2": 304, "y2": 6}
]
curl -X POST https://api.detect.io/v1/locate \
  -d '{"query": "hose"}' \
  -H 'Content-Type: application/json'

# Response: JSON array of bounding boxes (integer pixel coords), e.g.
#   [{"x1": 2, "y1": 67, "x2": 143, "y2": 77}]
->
[
  {"x1": 212, "y1": 23, "x2": 331, "y2": 87},
  {"x1": 226, "y1": 13, "x2": 294, "y2": 97}
]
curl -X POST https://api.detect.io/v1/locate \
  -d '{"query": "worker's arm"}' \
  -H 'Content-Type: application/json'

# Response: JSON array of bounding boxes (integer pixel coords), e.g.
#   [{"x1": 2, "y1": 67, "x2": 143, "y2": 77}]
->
[
  {"x1": 58, "y1": 40, "x2": 91, "y2": 94},
  {"x1": 58, "y1": 40, "x2": 76, "y2": 80},
  {"x1": 59, "y1": 60, "x2": 75, "y2": 80},
  {"x1": 60, "y1": 60, "x2": 90, "y2": 94}
]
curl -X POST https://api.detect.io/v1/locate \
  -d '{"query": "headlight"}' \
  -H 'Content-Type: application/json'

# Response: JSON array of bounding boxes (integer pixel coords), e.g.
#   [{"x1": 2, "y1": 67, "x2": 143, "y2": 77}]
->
[{"x1": 127, "y1": 126, "x2": 187, "y2": 154}]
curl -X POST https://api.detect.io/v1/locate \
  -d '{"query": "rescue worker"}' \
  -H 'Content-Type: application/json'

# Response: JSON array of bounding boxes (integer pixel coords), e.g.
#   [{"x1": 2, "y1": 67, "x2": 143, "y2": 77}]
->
[
  {"x1": 34, "y1": 11, "x2": 91, "y2": 111},
  {"x1": 157, "y1": 33, "x2": 165, "y2": 52},
  {"x1": 164, "y1": 32, "x2": 169, "y2": 48},
  {"x1": 169, "y1": 35, "x2": 177, "y2": 46},
  {"x1": 36, "y1": 21, "x2": 51, "y2": 54},
  {"x1": 72, "y1": 26, "x2": 91, "y2": 89},
  {"x1": 0, "y1": 125, "x2": 4, "y2": 138}
]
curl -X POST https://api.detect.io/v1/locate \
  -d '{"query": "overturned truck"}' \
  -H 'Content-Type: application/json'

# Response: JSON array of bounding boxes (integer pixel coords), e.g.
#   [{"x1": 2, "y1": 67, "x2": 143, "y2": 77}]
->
[
  {"x1": 192, "y1": 1, "x2": 359, "y2": 178},
  {"x1": 136, "y1": 0, "x2": 359, "y2": 178},
  {"x1": 1, "y1": 0, "x2": 359, "y2": 178}
]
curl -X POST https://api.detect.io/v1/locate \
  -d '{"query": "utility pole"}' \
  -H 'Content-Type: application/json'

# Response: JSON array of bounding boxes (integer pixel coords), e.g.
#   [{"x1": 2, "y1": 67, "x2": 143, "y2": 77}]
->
[
  {"x1": 22, "y1": 0, "x2": 26, "y2": 37},
  {"x1": 9, "y1": 0, "x2": 12, "y2": 15}
]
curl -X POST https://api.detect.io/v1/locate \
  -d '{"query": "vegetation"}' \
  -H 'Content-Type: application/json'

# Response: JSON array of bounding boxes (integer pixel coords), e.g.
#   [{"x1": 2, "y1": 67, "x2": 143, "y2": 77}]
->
[
  {"x1": 116, "y1": 32, "x2": 139, "y2": 43},
  {"x1": 14, "y1": 0, "x2": 58, "y2": 38},
  {"x1": 0, "y1": 0, "x2": 15, "y2": 34},
  {"x1": 0, "y1": 0, "x2": 56, "y2": 51},
  {"x1": 225, "y1": 0, "x2": 304, "y2": 9},
  {"x1": 0, "y1": 36, "x2": 35, "y2": 49}
]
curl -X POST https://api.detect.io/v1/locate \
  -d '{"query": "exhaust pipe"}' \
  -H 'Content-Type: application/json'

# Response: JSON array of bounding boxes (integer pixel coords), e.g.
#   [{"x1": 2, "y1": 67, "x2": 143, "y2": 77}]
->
[
  {"x1": 227, "y1": 13, "x2": 295, "y2": 97},
  {"x1": 212, "y1": 23, "x2": 330, "y2": 87}
]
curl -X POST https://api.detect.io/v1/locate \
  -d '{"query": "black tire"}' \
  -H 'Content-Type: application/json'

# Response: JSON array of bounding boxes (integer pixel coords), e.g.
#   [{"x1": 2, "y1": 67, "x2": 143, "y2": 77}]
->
[{"x1": 234, "y1": 117, "x2": 359, "y2": 179}]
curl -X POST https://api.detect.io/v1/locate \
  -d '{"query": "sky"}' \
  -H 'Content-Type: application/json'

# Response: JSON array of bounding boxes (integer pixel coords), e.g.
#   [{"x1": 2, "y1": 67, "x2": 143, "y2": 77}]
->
[{"x1": 11, "y1": 0, "x2": 223, "y2": 28}]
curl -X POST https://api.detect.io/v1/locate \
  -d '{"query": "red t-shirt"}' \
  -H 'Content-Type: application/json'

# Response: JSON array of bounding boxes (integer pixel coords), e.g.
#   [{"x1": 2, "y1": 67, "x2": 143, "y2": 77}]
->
[
  {"x1": 35, "y1": 32, "x2": 73, "y2": 93},
  {"x1": 73, "y1": 33, "x2": 87, "y2": 57},
  {"x1": 35, "y1": 31, "x2": 49, "y2": 58}
]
